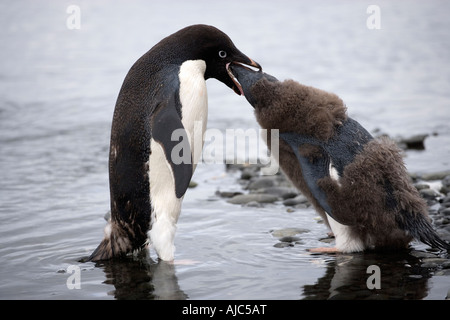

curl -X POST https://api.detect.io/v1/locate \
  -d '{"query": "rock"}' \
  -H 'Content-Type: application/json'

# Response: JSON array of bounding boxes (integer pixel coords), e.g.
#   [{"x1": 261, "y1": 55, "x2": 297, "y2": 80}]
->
[
  {"x1": 253, "y1": 186, "x2": 298, "y2": 199},
  {"x1": 420, "y1": 170, "x2": 450, "y2": 181},
  {"x1": 410, "y1": 250, "x2": 438, "y2": 259},
  {"x1": 227, "y1": 193, "x2": 279, "y2": 205},
  {"x1": 240, "y1": 167, "x2": 259, "y2": 180},
  {"x1": 188, "y1": 181, "x2": 198, "y2": 188},
  {"x1": 273, "y1": 242, "x2": 293, "y2": 248},
  {"x1": 245, "y1": 201, "x2": 263, "y2": 208},
  {"x1": 441, "y1": 195, "x2": 450, "y2": 204},
  {"x1": 439, "y1": 207, "x2": 450, "y2": 216},
  {"x1": 279, "y1": 236, "x2": 301, "y2": 243},
  {"x1": 246, "y1": 177, "x2": 276, "y2": 190},
  {"x1": 414, "y1": 183, "x2": 430, "y2": 191},
  {"x1": 421, "y1": 258, "x2": 449, "y2": 265},
  {"x1": 283, "y1": 194, "x2": 309, "y2": 206},
  {"x1": 442, "y1": 175, "x2": 450, "y2": 187},
  {"x1": 419, "y1": 188, "x2": 439, "y2": 200},
  {"x1": 216, "y1": 191, "x2": 243, "y2": 198},
  {"x1": 397, "y1": 134, "x2": 428, "y2": 150},
  {"x1": 270, "y1": 228, "x2": 309, "y2": 238}
]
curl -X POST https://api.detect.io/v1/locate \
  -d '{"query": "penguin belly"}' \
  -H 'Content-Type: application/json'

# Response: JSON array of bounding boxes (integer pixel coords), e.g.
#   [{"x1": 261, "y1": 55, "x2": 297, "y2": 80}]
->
[{"x1": 148, "y1": 60, "x2": 208, "y2": 261}]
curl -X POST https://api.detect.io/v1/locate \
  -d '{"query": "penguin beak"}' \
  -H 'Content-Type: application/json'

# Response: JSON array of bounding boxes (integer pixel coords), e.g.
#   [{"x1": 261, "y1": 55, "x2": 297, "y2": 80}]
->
[{"x1": 226, "y1": 58, "x2": 261, "y2": 96}]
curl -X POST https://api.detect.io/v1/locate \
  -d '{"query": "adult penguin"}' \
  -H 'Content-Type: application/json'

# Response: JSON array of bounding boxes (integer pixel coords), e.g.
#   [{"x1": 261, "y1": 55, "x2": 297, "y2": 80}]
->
[
  {"x1": 228, "y1": 64, "x2": 450, "y2": 253},
  {"x1": 89, "y1": 25, "x2": 261, "y2": 261}
]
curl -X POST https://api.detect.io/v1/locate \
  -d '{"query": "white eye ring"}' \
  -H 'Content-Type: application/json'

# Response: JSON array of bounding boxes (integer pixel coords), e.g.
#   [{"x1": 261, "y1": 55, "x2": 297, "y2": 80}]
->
[{"x1": 218, "y1": 50, "x2": 227, "y2": 58}]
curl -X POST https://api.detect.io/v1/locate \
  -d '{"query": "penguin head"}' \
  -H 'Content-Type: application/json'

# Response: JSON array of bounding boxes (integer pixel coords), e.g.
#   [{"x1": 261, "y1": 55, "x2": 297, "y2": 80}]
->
[{"x1": 167, "y1": 24, "x2": 262, "y2": 95}]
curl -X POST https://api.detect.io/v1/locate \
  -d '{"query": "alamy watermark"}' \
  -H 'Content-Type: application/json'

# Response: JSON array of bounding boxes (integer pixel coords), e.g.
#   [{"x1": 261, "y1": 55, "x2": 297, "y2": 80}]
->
[
  {"x1": 366, "y1": 5, "x2": 381, "y2": 30},
  {"x1": 66, "y1": 5, "x2": 81, "y2": 30},
  {"x1": 171, "y1": 122, "x2": 280, "y2": 175},
  {"x1": 66, "y1": 265, "x2": 81, "y2": 289},
  {"x1": 366, "y1": 265, "x2": 381, "y2": 289}
]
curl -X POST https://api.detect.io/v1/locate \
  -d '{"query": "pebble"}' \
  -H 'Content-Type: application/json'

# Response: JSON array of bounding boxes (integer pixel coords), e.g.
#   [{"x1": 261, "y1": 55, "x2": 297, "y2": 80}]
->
[
  {"x1": 419, "y1": 188, "x2": 440, "y2": 200},
  {"x1": 419, "y1": 170, "x2": 450, "y2": 181},
  {"x1": 283, "y1": 194, "x2": 309, "y2": 206},
  {"x1": 270, "y1": 228, "x2": 309, "y2": 238},
  {"x1": 253, "y1": 186, "x2": 298, "y2": 200},
  {"x1": 441, "y1": 175, "x2": 450, "y2": 194},
  {"x1": 227, "y1": 193, "x2": 279, "y2": 205},
  {"x1": 279, "y1": 236, "x2": 302, "y2": 243},
  {"x1": 396, "y1": 134, "x2": 428, "y2": 150},
  {"x1": 273, "y1": 242, "x2": 293, "y2": 248},
  {"x1": 414, "y1": 183, "x2": 430, "y2": 191},
  {"x1": 216, "y1": 191, "x2": 243, "y2": 198},
  {"x1": 246, "y1": 177, "x2": 278, "y2": 190}
]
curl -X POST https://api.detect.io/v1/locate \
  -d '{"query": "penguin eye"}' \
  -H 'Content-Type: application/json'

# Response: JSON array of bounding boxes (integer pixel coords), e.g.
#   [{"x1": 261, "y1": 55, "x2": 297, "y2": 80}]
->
[{"x1": 218, "y1": 50, "x2": 227, "y2": 58}]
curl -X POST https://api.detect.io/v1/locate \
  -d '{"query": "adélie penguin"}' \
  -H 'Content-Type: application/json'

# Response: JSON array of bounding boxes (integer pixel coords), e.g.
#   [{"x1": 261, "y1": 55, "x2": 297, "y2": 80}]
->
[
  {"x1": 228, "y1": 64, "x2": 450, "y2": 253},
  {"x1": 89, "y1": 25, "x2": 261, "y2": 261}
]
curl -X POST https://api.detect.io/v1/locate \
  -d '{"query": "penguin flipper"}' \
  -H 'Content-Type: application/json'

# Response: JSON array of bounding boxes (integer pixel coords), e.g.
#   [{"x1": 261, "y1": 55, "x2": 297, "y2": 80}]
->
[
  {"x1": 152, "y1": 98, "x2": 193, "y2": 199},
  {"x1": 280, "y1": 132, "x2": 334, "y2": 217}
]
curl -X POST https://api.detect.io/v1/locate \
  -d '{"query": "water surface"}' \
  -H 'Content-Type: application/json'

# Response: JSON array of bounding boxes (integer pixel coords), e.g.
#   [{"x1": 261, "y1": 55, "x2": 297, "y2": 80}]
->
[{"x1": 1, "y1": 0, "x2": 449, "y2": 300}]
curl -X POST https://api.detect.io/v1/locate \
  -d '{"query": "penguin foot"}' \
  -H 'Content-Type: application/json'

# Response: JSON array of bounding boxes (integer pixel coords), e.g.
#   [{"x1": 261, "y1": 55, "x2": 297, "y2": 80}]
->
[{"x1": 308, "y1": 247, "x2": 340, "y2": 254}]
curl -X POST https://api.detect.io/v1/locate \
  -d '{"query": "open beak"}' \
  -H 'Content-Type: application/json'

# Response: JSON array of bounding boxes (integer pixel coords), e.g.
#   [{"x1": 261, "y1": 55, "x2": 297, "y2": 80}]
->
[{"x1": 226, "y1": 58, "x2": 261, "y2": 96}]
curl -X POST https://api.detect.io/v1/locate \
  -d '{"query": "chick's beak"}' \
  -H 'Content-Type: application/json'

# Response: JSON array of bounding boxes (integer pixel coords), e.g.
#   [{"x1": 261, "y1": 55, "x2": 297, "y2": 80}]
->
[{"x1": 226, "y1": 58, "x2": 261, "y2": 96}]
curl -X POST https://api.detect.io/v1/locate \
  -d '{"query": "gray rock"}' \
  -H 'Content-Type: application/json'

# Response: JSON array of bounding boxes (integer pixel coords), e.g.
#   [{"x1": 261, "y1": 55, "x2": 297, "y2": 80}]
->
[
  {"x1": 245, "y1": 201, "x2": 263, "y2": 208},
  {"x1": 273, "y1": 242, "x2": 293, "y2": 248},
  {"x1": 439, "y1": 207, "x2": 450, "y2": 216},
  {"x1": 410, "y1": 250, "x2": 438, "y2": 259},
  {"x1": 253, "y1": 186, "x2": 298, "y2": 199},
  {"x1": 397, "y1": 134, "x2": 428, "y2": 150},
  {"x1": 441, "y1": 195, "x2": 450, "y2": 204},
  {"x1": 216, "y1": 191, "x2": 243, "y2": 198},
  {"x1": 240, "y1": 167, "x2": 258, "y2": 180},
  {"x1": 247, "y1": 177, "x2": 276, "y2": 190},
  {"x1": 227, "y1": 193, "x2": 279, "y2": 205},
  {"x1": 279, "y1": 236, "x2": 301, "y2": 243},
  {"x1": 283, "y1": 194, "x2": 309, "y2": 206},
  {"x1": 419, "y1": 188, "x2": 439, "y2": 200},
  {"x1": 270, "y1": 228, "x2": 309, "y2": 238},
  {"x1": 442, "y1": 175, "x2": 450, "y2": 188},
  {"x1": 188, "y1": 181, "x2": 198, "y2": 188},
  {"x1": 420, "y1": 170, "x2": 450, "y2": 181},
  {"x1": 421, "y1": 258, "x2": 449, "y2": 265},
  {"x1": 414, "y1": 183, "x2": 430, "y2": 191}
]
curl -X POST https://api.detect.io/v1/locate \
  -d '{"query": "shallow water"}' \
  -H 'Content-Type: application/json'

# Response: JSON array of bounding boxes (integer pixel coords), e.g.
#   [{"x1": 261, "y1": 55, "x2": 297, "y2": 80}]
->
[{"x1": 1, "y1": 0, "x2": 450, "y2": 300}]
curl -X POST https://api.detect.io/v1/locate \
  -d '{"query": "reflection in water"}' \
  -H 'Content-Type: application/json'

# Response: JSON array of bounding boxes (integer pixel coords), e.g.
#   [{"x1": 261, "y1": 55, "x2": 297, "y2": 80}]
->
[
  {"x1": 303, "y1": 251, "x2": 432, "y2": 299},
  {"x1": 92, "y1": 252, "x2": 188, "y2": 300}
]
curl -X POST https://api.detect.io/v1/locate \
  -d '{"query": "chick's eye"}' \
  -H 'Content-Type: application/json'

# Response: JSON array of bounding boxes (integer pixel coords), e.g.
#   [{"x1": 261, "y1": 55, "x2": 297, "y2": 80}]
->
[{"x1": 218, "y1": 50, "x2": 227, "y2": 58}]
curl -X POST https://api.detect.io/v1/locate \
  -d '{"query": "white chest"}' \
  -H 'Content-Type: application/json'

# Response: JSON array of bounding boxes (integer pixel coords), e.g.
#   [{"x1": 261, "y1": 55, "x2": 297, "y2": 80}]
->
[{"x1": 178, "y1": 59, "x2": 208, "y2": 167}]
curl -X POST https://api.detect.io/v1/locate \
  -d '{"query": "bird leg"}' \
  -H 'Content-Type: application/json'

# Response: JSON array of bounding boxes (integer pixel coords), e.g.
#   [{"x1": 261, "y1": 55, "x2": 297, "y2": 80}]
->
[{"x1": 308, "y1": 247, "x2": 341, "y2": 254}]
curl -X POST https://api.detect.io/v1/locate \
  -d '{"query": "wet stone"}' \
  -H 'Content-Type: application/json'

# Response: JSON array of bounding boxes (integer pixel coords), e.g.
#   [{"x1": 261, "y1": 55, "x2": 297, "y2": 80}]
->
[
  {"x1": 246, "y1": 177, "x2": 277, "y2": 190},
  {"x1": 439, "y1": 207, "x2": 450, "y2": 216},
  {"x1": 279, "y1": 236, "x2": 301, "y2": 243},
  {"x1": 441, "y1": 175, "x2": 450, "y2": 194},
  {"x1": 227, "y1": 193, "x2": 279, "y2": 205},
  {"x1": 420, "y1": 170, "x2": 450, "y2": 181},
  {"x1": 414, "y1": 183, "x2": 430, "y2": 191},
  {"x1": 216, "y1": 191, "x2": 243, "y2": 198},
  {"x1": 253, "y1": 186, "x2": 298, "y2": 200},
  {"x1": 270, "y1": 228, "x2": 309, "y2": 238},
  {"x1": 273, "y1": 242, "x2": 293, "y2": 248},
  {"x1": 283, "y1": 194, "x2": 309, "y2": 206}
]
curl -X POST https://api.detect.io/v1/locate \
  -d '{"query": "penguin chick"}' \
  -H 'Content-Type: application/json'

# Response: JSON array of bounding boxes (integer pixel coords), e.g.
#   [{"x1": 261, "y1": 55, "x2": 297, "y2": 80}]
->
[{"x1": 229, "y1": 64, "x2": 450, "y2": 253}]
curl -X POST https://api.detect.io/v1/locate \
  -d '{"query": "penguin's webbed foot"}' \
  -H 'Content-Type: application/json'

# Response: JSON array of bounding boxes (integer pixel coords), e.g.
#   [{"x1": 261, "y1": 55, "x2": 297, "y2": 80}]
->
[{"x1": 307, "y1": 247, "x2": 341, "y2": 254}]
